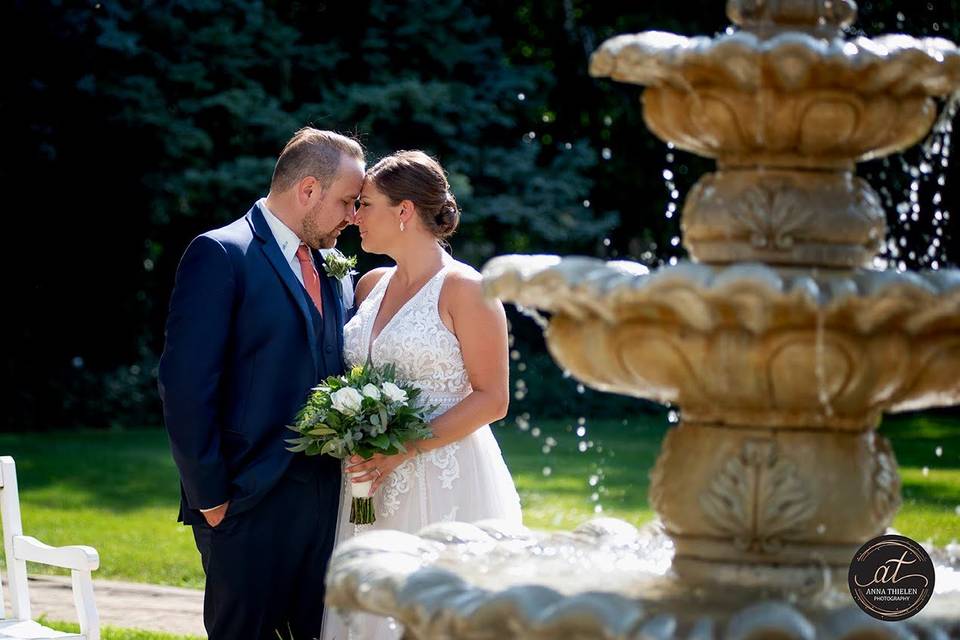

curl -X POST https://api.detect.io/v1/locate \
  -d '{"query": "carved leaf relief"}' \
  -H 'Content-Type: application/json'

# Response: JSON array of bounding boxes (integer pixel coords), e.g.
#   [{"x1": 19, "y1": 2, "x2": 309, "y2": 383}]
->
[{"x1": 700, "y1": 438, "x2": 816, "y2": 552}]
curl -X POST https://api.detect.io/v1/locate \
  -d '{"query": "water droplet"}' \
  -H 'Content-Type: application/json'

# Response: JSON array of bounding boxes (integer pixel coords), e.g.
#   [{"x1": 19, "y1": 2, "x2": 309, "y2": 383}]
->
[
  {"x1": 578, "y1": 417, "x2": 586, "y2": 425},
  {"x1": 668, "y1": 410, "x2": 679, "y2": 424},
  {"x1": 588, "y1": 475, "x2": 599, "y2": 486},
  {"x1": 936, "y1": 446, "x2": 943, "y2": 457},
  {"x1": 542, "y1": 445, "x2": 551, "y2": 454},
  {"x1": 542, "y1": 466, "x2": 552, "y2": 476},
  {"x1": 517, "y1": 92, "x2": 526, "y2": 101},
  {"x1": 546, "y1": 437, "x2": 557, "y2": 447},
  {"x1": 582, "y1": 200, "x2": 591, "y2": 208},
  {"x1": 591, "y1": 492, "x2": 600, "y2": 501},
  {"x1": 518, "y1": 362, "x2": 527, "y2": 372},
  {"x1": 578, "y1": 442, "x2": 588, "y2": 452},
  {"x1": 670, "y1": 236, "x2": 680, "y2": 247},
  {"x1": 72, "y1": 356, "x2": 84, "y2": 369},
  {"x1": 603, "y1": 237, "x2": 611, "y2": 246},
  {"x1": 594, "y1": 504, "x2": 603, "y2": 513},
  {"x1": 662, "y1": 169, "x2": 674, "y2": 181},
  {"x1": 576, "y1": 426, "x2": 586, "y2": 437},
  {"x1": 816, "y1": 524, "x2": 827, "y2": 535},
  {"x1": 531, "y1": 427, "x2": 541, "y2": 437},
  {"x1": 510, "y1": 349, "x2": 521, "y2": 360},
  {"x1": 603, "y1": 115, "x2": 613, "y2": 126},
  {"x1": 601, "y1": 148, "x2": 612, "y2": 160},
  {"x1": 576, "y1": 384, "x2": 585, "y2": 394},
  {"x1": 922, "y1": 466, "x2": 930, "y2": 476}
]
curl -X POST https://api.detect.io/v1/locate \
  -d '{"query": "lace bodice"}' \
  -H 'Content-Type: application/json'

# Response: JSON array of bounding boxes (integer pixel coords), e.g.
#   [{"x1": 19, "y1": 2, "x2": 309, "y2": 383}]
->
[{"x1": 343, "y1": 263, "x2": 472, "y2": 412}]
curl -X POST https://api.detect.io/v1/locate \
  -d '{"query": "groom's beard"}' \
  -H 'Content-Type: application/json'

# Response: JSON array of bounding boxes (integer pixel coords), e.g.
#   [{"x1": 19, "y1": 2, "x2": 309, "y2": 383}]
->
[
  {"x1": 318, "y1": 235, "x2": 338, "y2": 249},
  {"x1": 319, "y1": 219, "x2": 351, "y2": 249}
]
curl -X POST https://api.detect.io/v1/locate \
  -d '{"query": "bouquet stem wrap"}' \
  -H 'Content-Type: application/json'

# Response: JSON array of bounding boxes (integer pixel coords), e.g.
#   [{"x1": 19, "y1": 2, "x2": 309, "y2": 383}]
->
[{"x1": 348, "y1": 470, "x2": 375, "y2": 524}]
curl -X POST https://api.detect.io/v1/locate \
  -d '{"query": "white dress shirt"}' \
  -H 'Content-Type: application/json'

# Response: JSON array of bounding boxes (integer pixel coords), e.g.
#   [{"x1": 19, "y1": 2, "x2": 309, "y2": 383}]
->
[
  {"x1": 258, "y1": 198, "x2": 309, "y2": 286},
  {"x1": 258, "y1": 198, "x2": 355, "y2": 308}
]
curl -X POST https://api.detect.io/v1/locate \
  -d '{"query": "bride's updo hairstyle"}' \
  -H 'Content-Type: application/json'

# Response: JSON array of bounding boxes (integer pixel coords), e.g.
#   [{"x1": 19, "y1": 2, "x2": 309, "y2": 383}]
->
[{"x1": 366, "y1": 150, "x2": 460, "y2": 240}]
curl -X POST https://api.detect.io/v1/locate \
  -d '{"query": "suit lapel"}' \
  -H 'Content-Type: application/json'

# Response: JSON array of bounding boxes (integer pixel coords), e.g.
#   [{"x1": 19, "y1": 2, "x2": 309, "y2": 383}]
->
[
  {"x1": 314, "y1": 248, "x2": 346, "y2": 368},
  {"x1": 314, "y1": 250, "x2": 346, "y2": 325},
  {"x1": 246, "y1": 204, "x2": 319, "y2": 373}
]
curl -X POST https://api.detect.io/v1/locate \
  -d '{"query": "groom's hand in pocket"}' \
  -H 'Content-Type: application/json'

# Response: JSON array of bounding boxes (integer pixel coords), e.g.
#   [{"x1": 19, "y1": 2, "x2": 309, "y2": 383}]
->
[{"x1": 201, "y1": 501, "x2": 230, "y2": 528}]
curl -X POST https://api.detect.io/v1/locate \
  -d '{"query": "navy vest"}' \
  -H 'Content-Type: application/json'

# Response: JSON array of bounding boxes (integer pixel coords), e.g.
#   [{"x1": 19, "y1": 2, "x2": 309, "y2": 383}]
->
[{"x1": 301, "y1": 266, "x2": 345, "y2": 381}]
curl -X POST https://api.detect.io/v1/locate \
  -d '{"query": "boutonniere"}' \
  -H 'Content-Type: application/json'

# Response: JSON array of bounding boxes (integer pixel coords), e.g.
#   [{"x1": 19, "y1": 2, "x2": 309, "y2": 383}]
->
[{"x1": 322, "y1": 249, "x2": 358, "y2": 280}]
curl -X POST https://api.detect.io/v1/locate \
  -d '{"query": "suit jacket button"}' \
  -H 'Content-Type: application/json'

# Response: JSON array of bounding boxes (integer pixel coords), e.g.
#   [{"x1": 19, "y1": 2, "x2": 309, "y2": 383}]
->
[{"x1": 325, "y1": 345, "x2": 333, "y2": 353}]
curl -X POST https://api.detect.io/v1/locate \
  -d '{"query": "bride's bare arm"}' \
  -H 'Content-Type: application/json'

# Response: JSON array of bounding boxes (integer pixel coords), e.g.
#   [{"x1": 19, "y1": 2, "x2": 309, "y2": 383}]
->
[{"x1": 347, "y1": 267, "x2": 510, "y2": 492}]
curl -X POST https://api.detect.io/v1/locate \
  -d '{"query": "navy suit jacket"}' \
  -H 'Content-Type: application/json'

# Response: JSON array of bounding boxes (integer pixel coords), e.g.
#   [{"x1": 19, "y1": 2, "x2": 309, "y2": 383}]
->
[{"x1": 158, "y1": 203, "x2": 346, "y2": 526}]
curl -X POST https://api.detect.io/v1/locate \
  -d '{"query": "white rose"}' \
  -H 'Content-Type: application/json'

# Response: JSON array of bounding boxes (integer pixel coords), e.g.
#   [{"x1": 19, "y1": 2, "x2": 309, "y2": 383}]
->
[
  {"x1": 361, "y1": 383, "x2": 381, "y2": 401},
  {"x1": 330, "y1": 387, "x2": 364, "y2": 416},
  {"x1": 381, "y1": 382, "x2": 408, "y2": 404}
]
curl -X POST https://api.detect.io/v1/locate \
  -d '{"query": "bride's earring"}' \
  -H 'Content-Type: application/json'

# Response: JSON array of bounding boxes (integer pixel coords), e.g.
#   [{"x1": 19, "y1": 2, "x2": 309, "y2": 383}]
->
[{"x1": 400, "y1": 220, "x2": 405, "y2": 232}]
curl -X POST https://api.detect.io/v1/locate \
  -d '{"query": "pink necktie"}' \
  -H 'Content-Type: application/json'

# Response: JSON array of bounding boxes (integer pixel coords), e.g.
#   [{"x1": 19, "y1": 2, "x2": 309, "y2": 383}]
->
[{"x1": 295, "y1": 244, "x2": 323, "y2": 316}]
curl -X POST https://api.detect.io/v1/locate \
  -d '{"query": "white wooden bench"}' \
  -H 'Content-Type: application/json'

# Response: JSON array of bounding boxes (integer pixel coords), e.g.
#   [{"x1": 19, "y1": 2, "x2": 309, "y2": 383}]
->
[{"x1": 0, "y1": 457, "x2": 99, "y2": 640}]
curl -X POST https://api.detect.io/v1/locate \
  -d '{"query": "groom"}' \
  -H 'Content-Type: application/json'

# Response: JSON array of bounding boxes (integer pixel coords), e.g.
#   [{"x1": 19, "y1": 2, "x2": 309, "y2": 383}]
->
[{"x1": 159, "y1": 128, "x2": 364, "y2": 640}]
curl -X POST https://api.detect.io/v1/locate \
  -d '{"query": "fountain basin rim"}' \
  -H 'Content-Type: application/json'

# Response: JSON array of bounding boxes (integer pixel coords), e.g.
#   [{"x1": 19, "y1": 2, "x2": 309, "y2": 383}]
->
[
  {"x1": 589, "y1": 30, "x2": 960, "y2": 96},
  {"x1": 325, "y1": 518, "x2": 958, "y2": 638},
  {"x1": 482, "y1": 255, "x2": 960, "y2": 334}
]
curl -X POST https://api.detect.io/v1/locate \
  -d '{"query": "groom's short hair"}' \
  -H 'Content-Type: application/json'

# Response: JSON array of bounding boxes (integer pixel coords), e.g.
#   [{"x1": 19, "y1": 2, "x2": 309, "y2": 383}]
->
[{"x1": 271, "y1": 128, "x2": 365, "y2": 193}]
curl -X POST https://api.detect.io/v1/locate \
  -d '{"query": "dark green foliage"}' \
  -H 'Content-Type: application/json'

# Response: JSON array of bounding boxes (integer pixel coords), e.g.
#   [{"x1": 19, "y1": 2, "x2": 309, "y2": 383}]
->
[{"x1": 7, "y1": 0, "x2": 959, "y2": 430}]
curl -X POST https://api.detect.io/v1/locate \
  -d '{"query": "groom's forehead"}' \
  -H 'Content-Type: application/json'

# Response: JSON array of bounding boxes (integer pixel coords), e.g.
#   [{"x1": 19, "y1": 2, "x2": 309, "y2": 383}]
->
[
  {"x1": 335, "y1": 158, "x2": 365, "y2": 190},
  {"x1": 332, "y1": 163, "x2": 364, "y2": 197}
]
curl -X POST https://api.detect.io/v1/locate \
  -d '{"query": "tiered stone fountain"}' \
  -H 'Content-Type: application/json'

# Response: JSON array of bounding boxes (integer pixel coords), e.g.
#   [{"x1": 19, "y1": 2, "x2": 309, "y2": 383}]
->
[{"x1": 327, "y1": 1, "x2": 960, "y2": 637}]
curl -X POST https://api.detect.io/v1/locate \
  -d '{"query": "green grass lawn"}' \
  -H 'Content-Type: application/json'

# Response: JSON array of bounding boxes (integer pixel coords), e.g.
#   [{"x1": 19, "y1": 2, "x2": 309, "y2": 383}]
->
[
  {"x1": 40, "y1": 618, "x2": 200, "y2": 640},
  {"x1": 0, "y1": 411, "x2": 957, "y2": 591},
  {"x1": 500, "y1": 412, "x2": 960, "y2": 543}
]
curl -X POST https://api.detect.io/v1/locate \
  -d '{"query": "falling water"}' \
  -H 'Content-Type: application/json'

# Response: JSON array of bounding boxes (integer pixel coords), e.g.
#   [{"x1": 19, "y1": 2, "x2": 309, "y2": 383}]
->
[{"x1": 873, "y1": 91, "x2": 959, "y2": 271}]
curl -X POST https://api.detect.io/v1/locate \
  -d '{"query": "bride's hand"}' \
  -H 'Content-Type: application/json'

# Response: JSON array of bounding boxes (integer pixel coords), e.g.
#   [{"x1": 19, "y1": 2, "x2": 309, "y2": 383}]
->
[{"x1": 346, "y1": 449, "x2": 413, "y2": 494}]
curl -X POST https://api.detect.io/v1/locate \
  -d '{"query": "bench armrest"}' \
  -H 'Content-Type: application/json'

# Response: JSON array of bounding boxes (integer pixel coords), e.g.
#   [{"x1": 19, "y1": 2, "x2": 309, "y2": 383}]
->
[{"x1": 13, "y1": 535, "x2": 100, "y2": 571}]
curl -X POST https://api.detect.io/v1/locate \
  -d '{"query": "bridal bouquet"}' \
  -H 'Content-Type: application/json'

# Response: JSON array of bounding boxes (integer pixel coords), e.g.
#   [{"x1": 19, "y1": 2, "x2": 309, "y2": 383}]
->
[{"x1": 286, "y1": 363, "x2": 434, "y2": 524}]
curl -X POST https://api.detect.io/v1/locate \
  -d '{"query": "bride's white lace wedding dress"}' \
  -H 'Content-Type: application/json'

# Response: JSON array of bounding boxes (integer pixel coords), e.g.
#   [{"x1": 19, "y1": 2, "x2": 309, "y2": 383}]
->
[{"x1": 322, "y1": 261, "x2": 522, "y2": 640}]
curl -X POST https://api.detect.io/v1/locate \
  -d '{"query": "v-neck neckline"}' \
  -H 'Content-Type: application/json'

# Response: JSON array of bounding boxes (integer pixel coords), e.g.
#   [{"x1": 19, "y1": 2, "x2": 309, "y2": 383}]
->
[{"x1": 366, "y1": 264, "x2": 448, "y2": 360}]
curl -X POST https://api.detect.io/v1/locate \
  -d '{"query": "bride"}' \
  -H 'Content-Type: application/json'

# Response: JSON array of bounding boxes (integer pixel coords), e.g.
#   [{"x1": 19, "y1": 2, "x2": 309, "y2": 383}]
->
[{"x1": 323, "y1": 150, "x2": 522, "y2": 639}]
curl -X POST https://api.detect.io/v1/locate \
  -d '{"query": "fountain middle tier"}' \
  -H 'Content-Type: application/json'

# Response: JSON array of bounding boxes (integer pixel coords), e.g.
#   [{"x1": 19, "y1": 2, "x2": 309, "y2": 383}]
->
[{"x1": 483, "y1": 256, "x2": 960, "y2": 430}]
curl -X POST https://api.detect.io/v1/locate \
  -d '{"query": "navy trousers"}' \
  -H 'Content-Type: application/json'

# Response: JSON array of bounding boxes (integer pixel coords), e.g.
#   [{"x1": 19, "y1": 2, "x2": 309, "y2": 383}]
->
[{"x1": 192, "y1": 462, "x2": 340, "y2": 640}]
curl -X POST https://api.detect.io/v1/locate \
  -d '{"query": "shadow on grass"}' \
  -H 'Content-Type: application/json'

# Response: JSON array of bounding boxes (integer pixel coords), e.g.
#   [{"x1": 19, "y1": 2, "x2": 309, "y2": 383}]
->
[{"x1": 0, "y1": 429, "x2": 180, "y2": 512}]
